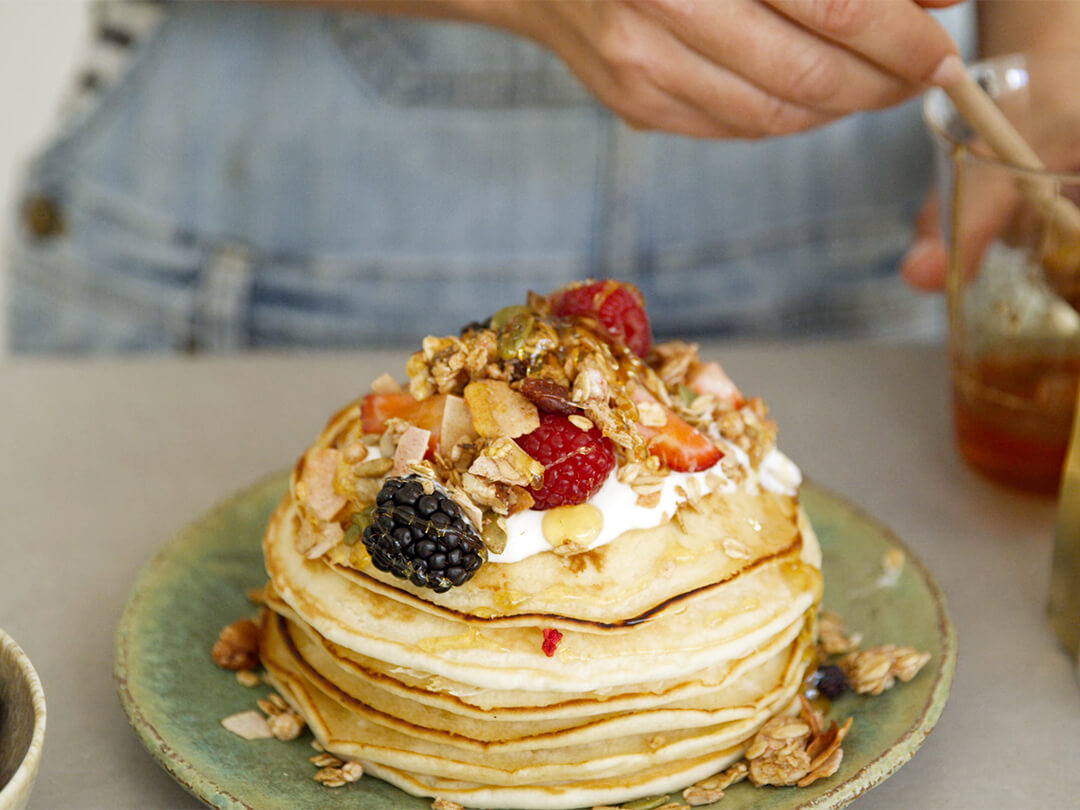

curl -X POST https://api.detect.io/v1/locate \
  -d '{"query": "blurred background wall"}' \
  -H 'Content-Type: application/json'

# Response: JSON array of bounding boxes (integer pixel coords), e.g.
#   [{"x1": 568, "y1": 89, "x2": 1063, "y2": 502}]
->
[{"x1": 0, "y1": 0, "x2": 92, "y2": 355}]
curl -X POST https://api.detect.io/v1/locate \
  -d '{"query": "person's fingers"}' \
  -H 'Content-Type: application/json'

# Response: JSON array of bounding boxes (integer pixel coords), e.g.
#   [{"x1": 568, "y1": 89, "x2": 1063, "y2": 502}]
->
[
  {"x1": 955, "y1": 172, "x2": 1022, "y2": 279},
  {"x1": 764, "y1": 0, "x2": 958, "y2": 87},
  {"x1": 900, "y1": 191, "x2": 948, "y2": 290},
  {"x1": 901, "y1": 172, "x2": 1023, "y2": 290},
  {"x1": 900, "y1": 237, "x2": 949, "y2": 290},
  {"x1": 593, "y1": 72, "x2": 756, "y2": 139},
  {"x1": 523, "y1": 0, "x2": 956, "y2": 137},
  {"x1": 630, "y1": 0, "x2": 922, "y2": 115},
  {"x1": 912, "y1": 188, "x2": 941, "y2": 242},
  {"x1": 660, "y1": 51, "x2": 842, "y2": 137},
  {"x1": 913, "y1": 0, "x2": 968, "y2": 8},
  {"x1": 545, "y1": 4, "x2": 836, "y2": 137},
  {"x1": 608, "y1": 8, "x2": 839, "y2": 136},
  {"x1": 539, "y1": 10, "x2": 747, "y2": 138}
]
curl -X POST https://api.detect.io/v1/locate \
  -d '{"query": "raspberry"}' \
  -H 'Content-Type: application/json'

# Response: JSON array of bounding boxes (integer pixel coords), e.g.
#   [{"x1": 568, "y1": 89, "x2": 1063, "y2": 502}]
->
[
  {"x1": 550, "y1": 280, "x2": 652, "y2": 357},
  {"x1": 517, "y1": 413, "x2": 616, "y2": 509}
]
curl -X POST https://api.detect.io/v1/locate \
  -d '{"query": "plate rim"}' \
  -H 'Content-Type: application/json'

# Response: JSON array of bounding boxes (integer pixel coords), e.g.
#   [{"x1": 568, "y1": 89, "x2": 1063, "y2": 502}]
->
[
  {"x1": 114, "y1": 472, "x2": 289, "y2": 810},
  {"x1": 795, "y1": 484, "x2": 957, "y2": 808},
  {"x1": 114, "y1": 474, "x2": 956, "y2": 810}
]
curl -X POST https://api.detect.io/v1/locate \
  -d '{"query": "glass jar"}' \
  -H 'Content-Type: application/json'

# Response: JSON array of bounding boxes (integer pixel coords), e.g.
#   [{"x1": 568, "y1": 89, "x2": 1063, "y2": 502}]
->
[{"x1": 925, "y1": 50, "x2": 1080, "y2": 493}]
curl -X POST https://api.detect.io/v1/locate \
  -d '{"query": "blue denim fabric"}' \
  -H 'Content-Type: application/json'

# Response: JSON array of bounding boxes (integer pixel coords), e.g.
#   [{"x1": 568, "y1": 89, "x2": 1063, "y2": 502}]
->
[{"x1": 6, "y1": 2, "x2": 975, "y2": 353}]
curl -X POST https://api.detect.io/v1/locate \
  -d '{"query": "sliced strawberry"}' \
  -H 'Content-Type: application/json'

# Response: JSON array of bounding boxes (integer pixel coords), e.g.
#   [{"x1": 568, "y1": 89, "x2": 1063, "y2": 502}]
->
[
  {"x1": 631, "y1": 386, "x2": 722, "y2": 473},
  {"x1": 687, "y1": 361, "x2": 745, "y2": 409},
  {"x1": 639, "y1": 417, "x2": 722, "y2": 473},
  {"x1": 361, "y1": 392, "x2": 425, "y2": 433},
  {"x1": 360, "y1": 392, "x2": 448, "y2": 455}
]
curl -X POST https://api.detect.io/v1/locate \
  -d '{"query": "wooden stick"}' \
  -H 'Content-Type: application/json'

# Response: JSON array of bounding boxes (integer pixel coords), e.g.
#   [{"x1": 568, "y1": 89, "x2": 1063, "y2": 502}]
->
[{"x1": 940, "y1": 59, "x2": 1080, "y2": 241}]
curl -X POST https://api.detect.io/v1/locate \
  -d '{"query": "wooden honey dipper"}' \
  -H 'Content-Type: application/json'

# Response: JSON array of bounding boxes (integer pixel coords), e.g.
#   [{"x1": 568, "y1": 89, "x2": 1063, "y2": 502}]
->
[{"x1": 935, "y1": 55, "x2": 1080, "y2": 306}]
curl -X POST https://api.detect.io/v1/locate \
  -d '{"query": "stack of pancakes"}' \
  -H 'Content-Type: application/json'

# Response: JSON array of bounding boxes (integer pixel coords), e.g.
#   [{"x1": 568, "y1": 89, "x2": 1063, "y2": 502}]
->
[{"x1": 258, "y1": 407, "x2": 823, "y2": 809}]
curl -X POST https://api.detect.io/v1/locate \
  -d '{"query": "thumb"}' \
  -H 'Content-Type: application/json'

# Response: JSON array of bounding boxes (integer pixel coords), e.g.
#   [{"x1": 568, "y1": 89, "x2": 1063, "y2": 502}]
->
[
  {"x1": 900, "y1": 190, "x2": 948, "y2": 290},
  {"x1": 902, "y1": 170, "x2": 1021, "y2": 290}
]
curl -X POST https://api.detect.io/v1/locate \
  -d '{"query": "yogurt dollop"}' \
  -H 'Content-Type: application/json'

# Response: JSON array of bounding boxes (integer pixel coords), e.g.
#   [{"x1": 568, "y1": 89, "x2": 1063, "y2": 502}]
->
[{"x1": 490, "y1": 443, "x2": 801, "y2": 564}]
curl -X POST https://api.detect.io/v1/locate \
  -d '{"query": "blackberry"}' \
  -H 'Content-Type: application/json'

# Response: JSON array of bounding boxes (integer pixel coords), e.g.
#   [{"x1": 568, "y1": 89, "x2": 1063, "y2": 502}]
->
[
  {"x1": 814, "y1": 664, "x2": 849, "y2": 700},
  {"x1": 361, "y1": 475, "x2": 486, "y2": 593}
]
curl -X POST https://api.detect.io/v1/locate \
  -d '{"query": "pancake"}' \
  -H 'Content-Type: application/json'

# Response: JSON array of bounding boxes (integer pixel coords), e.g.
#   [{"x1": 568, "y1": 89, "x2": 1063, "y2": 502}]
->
[
  {"x1": 306, "y1": 401, "x2": 812, "y2": 628},
  {"x1": 254, "y1": 281, "x2": 824, "y2": 808},
  {"x1": 264, "y1": 496, "x2": 820, "y2": 692},
  {"x1": 260, "y1": 608, "x2": 814, "y2": 761}
]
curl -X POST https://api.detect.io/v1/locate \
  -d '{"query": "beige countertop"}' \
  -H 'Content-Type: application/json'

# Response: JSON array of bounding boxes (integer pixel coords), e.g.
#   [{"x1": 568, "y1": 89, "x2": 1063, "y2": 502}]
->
[{"x1": 1, "y1": 342, "x2": 1077, "y2": 809}]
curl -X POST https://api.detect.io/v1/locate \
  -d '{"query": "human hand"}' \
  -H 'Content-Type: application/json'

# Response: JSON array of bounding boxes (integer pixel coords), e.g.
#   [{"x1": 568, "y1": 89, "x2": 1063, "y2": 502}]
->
[
  {"x1": 898, "y1": 191, "x2": 949, "y2": 290},
  {"x1": 899, "y1": 183, "x2": 1019, "y2": 291},
  {"x1": 901, "y1": 77, "x2": 1080, "y2": 291},
  {"x1": 476, "y1": 0, "x2": 964, "y2": 138}
]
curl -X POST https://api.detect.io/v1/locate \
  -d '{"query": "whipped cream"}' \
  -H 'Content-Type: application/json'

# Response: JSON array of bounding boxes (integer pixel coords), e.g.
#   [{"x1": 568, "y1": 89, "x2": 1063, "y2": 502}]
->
[{"x1": 490, "y1": 442, "x2": 801, "y2": 564}]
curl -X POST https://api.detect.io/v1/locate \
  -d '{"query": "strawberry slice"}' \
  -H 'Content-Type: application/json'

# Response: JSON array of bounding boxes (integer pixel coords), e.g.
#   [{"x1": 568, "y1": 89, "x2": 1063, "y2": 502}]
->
[
  {"x1": 687, "y1": 361, "x2": 745, "y2": 409},
  {"x1": 631, "y1": 386, "x2": 722, "y2": 473},
  {"x1": 639, "y1": 417, "x2": 723, "y2": 473},
  {"x1": 360, "y1": 393, "x2": 448, "y2": 455}
]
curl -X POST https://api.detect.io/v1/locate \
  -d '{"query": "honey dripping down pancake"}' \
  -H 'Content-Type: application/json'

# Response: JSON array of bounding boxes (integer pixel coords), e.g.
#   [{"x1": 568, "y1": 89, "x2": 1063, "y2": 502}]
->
[{"x1": 248, "y1": 280, "x2": 838, "y2": 809}]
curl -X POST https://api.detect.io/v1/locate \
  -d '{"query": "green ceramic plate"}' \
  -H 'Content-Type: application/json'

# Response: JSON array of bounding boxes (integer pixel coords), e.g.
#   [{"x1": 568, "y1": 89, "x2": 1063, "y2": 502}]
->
[{"x1": 115, "y1": 475, "x2": 955, "y2": 810}]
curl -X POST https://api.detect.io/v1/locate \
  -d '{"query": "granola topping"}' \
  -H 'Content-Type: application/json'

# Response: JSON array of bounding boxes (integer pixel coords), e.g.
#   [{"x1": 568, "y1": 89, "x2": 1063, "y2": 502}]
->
[
  {"x1": 211, "y1": 619, "x2": 260, "y2": 671},
  {"x1": 268, "y1": 711, "x2": 305, "y2": 741},
  {"x1": 839, "y1": 644, "x2": 931, "y2": 695},
  {"x1": 745, "y1": 698, "x2": 853, "y2": 788},
  {"x1": 313, "y1": 767, "x2": 348, "y2": 788},
  {"x1": 683, "y1": 783, "x2": 725, "y2": 805},
  {"x1": 694, "y1": 760, "x2": 749, "y2": 792},
  {"x1": 290, "y1": 287, "x2": 802, "y2": 569},
  {"x1": 818, "y1": 610, "x2": 862, "y2": 656},
  {"x1": 296, "y1": 411, "x2": 798, "y2": 567},
  {"x1": 313, "y1": 759, "x2": 364, "y2": 787}
]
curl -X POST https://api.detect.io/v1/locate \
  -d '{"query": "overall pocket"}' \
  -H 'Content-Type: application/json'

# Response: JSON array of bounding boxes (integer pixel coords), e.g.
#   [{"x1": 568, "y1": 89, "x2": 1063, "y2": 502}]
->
[
  {"x1": 9, "y1": 180, "x2": 206, "y2": 353},
  {"x1": 328, "y1": 14, "x2": 591, "y2": 108}
]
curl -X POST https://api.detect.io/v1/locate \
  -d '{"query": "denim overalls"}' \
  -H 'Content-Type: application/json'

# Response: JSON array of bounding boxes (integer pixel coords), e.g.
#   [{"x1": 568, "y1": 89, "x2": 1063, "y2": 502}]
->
[{"x1": 6, "y1": 2, "x2": 975, "y2": 353}]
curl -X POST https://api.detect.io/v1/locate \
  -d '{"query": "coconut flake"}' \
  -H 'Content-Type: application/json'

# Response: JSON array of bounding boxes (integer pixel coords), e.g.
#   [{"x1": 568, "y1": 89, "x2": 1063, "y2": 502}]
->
[
  {"x1": 393, "y1": 426, "x2": 431, "y2": 475},
  {"x1": 221, "y1": 710, "x2": 273, "y2": 740},
  {"x1": 301, "y1": 448, "x2": 347, "y2": 520}
]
